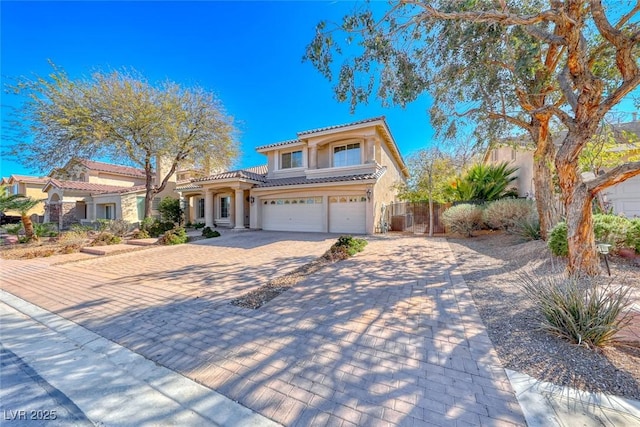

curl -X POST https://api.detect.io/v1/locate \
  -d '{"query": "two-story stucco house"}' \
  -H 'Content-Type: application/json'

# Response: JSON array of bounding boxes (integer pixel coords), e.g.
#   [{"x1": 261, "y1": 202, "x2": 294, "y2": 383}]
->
[
  {"x1": 42, "y1": 158, "x2": 177, "y2": 228},
  {"x1": 1, "y1": 175, "x2": 49, "y2": 217},
  {"x1": 177, "y1": 117, "x2": 409, "y2": 234}
]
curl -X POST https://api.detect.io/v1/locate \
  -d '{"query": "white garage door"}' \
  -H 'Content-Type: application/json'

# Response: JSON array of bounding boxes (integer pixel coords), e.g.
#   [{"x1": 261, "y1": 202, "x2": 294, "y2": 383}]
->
[
  {"x1": 606, "y1": 175, "x2": 640, "y2": 217},
  {"x1": 262, "y1": 197, "x2": 323, "y2": 232},
  {"x1": 329, "y1": 196, "x2": 366, "y2": 234}
]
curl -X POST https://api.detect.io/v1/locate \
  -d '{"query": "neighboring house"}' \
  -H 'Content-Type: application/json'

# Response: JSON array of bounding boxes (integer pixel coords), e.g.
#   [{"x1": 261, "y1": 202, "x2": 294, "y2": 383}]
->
[
  {"x1": 42, "y1": 158, "x2": 178, "y2": 229},
  {"x1": 1, "y1": 175, "x2": 49, "y2": 217},
  {"x1": 177, "y1": 117, "x2": 409, "y2": 234},
  {"x1": 484, "y1": 119, "x2": 640, "y2": 217}
]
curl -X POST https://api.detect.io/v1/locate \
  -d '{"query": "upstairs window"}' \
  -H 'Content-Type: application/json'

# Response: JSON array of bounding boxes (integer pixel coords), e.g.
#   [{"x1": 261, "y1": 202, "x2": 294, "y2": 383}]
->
[
  {"x1": 281, "y1": 150, "x2": 303, "y2": 169},
  {"x1": 333, "y1": 143, "x2": 361, "y2": 167}
]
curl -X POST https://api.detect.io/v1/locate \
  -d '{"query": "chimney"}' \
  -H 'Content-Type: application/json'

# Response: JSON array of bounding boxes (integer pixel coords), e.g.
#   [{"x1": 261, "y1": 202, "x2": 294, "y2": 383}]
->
[
  {"x1": 155, "y1": 156, "x2": 176, "y2": 187},
  {"x1": 633, "y1": 112, "x2": 638, "y2": 122}
]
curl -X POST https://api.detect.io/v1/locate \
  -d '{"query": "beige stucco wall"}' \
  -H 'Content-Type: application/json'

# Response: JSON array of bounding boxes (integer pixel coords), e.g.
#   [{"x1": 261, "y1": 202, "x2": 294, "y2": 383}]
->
[
  {"x1": 373, "y1": 142, "x2": 405, "y2": 231},
  {"x1": 486, "y1": 146, "x2": 535, "y2": 197},
  {"x1": 4, "y1": 182, "x2": 46, "y2": 216},
  {"x1": 88, "y1": 172, "x2": 146, "y2": 187},
  {"x1": 120, "y1": 193, "x2": 141, "y2": 223}
]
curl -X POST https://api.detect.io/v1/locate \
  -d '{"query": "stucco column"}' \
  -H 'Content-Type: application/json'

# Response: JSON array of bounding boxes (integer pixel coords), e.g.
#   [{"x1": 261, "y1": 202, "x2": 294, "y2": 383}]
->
[
  {"x1": 309, "y1": 145, "x2": 317, "y2": 169},
  {"x1": 365, "y1": 137, "x2": 376, "y2": 163},
  {"x1": 234, "y1": 189, "x2": 245, "y2": 229},
  {"x1": 204, "y1": 190, "x2": 214, "y2": 227}
]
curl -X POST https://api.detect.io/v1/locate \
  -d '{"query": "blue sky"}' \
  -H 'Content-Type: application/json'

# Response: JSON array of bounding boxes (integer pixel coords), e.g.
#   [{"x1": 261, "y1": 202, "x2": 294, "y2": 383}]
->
[
  {"x1": 1, "y1": 1, "x2": 637, "y2": 177},
  {"x1": 0, "y1": 0, "x2": 435, "y2": 177}
]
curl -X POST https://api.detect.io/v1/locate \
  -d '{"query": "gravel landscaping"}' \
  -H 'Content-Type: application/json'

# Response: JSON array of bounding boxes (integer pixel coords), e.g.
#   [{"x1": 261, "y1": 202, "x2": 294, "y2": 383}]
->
[{"x1": 447, "y1": 231, "x2": 640, "y2": 400}]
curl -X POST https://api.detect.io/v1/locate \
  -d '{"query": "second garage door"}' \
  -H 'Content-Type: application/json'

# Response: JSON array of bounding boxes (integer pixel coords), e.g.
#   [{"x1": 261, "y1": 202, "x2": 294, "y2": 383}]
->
[
  {"x1": 329, "y1": 196, "x2": 366, "y2": 234},
  {"x1": 262, "y1": 197, "x2": 323, "y2": 232}
]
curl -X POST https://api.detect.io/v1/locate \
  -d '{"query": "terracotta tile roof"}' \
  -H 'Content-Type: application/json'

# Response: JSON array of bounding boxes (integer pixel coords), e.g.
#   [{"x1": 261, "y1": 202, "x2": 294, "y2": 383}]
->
[
  {"x1": 243, "y1": 165, "x2": 269, "y2": 175},
  {"x1": 192, "y1": 168, "x2": 268, "y2": 183},
  {"x1": 44, "y1": 179, "x2": 145, "y2": 195},
  {"x1": 175, "y1": 183, "x2": 203, "y2": 191},
  {"x1": 297, "y1": 116, "x2": 386, "y2": 136},
  {"x1": 255, "y1": 139, "x2": 303, "y2": 151},
  {"x1": 8, "y1": 175, "x2": 49, "y2": 184},
  {"x1": 77, "y1": 159, "x2": 147, "y2": 178},
  {"x1": 257, "y1": 167, "x2": 387, "y2": 188}
]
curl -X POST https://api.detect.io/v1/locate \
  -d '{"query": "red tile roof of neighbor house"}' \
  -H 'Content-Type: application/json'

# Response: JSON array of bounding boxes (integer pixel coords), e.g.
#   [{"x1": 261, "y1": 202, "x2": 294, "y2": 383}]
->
[
  {"x1": 77, "y1": 159, "x2": 147, "y2": 178},
  {"x1": 7, "y1": 175, "x2": 50, "y2": 184},
  {"x1": 44, "y1": 179, "x2": 146, "y2": 195}
]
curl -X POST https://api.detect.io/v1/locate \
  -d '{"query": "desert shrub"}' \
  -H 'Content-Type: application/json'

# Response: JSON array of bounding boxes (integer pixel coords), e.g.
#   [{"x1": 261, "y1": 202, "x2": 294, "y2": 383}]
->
[
  {"x1": 104, "y1": 219, "x2": 132, "y2": 237},
  {"x1": 33, "y1": 222, "x2": 58, "y2": 238},
  {"x1": 142, "y1": 218, "x2": 175, "y2": 238},
  {"x1": 442, "y1": 204, "x2": 484, "y2": 237},
  {"x1": 548, "y1": 222, "x2": 568, "y2": 256},
  {"x1": 158, "y1": 197, "x2": 183, "y2": 224},
  {"x1": 592, "y1": 214, "x2": 630, "y2": 249},
  {"x1": 202, "y1": 226, "x2": 220, "y2": 238},
  {"x1": 90, "y1": 232, "x2": 121, "y2": 246},
  {"x1": 323, "y1": 235, "x2": 368, "y2": 261},
  {"x1": 96, "y1": 219, "x2": 111, "y2": 232},
  {"x1": 4, "y1": 224, "x2": 23, "y2": 236},
  {"x1": 57, "y1": 230, "x2": 90, "y2": 243},
  {"x1": 131, "y1": 229, "x2": 151, "y2": 239},
  {"x1": 548, "y1": 215, "x2": 632, "y2": 257},
  {"x1": 69, "y1": 223, "x2": 93, "y2": 233},
  {"x1": 625, "y1": 218, "x2": 640, "y2": 253},
  {"x1": 193, "y1": 222, "x2": 205, "y2": 229},
  {"x1": 158, "y1": 227, "x2": 188, "y2": 245},
  {"x1": 519, "y1": 273, "x2": 631, "y2": 348},
  {"x1": 513, "y1": 217, "x2": 542, "y2": 241},
  {"x1": 483, "y1": 199, "x2": 536, "y2": 231}
]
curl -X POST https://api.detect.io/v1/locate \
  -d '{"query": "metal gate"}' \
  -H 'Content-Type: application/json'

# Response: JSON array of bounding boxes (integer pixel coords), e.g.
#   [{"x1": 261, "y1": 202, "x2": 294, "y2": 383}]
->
[{"x1": 385, "y1": 201, "x2": 448, "y2": 234}]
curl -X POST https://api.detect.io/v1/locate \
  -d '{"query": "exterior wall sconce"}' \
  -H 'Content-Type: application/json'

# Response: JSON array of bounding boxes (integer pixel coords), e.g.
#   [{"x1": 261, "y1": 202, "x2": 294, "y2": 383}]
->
[
  {"x1": 250, "y1": 196, "x2": 255, "y2": 204},
  {"x1": 366, "y1": 188, "x2": 372, "y2": 201}
]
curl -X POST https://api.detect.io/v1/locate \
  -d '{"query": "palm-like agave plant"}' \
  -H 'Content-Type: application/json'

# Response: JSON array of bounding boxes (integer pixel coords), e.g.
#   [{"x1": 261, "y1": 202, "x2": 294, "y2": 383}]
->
[
  {"x1": 1, "y1": 185, "x2": 43, "y2": 242},
  {"x1": 448, "y1": 162, "x2": 519, "y2": 202}
]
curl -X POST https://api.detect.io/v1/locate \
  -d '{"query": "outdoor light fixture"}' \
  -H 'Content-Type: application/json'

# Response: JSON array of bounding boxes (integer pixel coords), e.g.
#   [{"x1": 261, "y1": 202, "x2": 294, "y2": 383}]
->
[
  {"x1": 250, "y1": 196, "x2": 255, "y2": 204},
  {"x1": 596, "y1": 243, "x2": 612, "y2": 276},
  {"x1": 366, "y1": 188, "x2": 372, "y2": 201}
]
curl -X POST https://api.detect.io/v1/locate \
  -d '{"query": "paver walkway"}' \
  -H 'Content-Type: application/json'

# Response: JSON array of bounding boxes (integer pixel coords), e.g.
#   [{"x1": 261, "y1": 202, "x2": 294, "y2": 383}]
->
[{"x1": 1, "y1": 232, "x2": 526, "y2": 426}]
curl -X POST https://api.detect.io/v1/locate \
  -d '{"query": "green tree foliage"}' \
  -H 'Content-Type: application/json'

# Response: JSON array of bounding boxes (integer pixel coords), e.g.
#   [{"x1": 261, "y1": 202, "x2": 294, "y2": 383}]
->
[
  {"x1": 158, "y1": 197, "x2": 183, "y2": 225},
  {"x1": 306, "y1": 1, "x2": 640, "y2": 275},
  {"x1": 448, "y1": 163, "x2": 518, "y2": 203},
  {"x1": 6, "y1": 63, "x2": 238, "y2": 218}
]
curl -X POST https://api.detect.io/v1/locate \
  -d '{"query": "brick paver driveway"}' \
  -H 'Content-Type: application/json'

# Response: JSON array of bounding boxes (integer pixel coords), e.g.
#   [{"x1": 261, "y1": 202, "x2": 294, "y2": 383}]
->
[{"x1": 1, "y1": 232, "x2": 526, "y2": 426}]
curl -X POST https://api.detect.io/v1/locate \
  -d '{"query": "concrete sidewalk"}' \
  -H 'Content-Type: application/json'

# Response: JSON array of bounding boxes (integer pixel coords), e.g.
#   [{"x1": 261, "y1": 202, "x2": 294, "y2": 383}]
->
[{"x1": 0, "y1": 289, "x2": 279, "y2": 427}]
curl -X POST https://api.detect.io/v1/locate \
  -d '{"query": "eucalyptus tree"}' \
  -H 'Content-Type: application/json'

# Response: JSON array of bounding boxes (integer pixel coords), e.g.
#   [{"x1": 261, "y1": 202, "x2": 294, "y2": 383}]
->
[
  {"x1": 306, "y1": 0, "x2": 564, "y2": 239},
  {"x1": 306, "y1": 0, "x2": 640, "y2": 274},
  {"x1": 6, "y1": 64, "x2": 238, "y2": 218}
]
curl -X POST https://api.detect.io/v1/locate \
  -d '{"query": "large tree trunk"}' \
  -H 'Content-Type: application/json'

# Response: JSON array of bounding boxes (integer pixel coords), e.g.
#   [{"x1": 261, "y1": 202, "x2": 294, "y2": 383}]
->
[
  {"x1": 144, "y1": 156, "x2": 154, "y2": 219},
  {"x1": 530, "y1": 118, "x2": 560, "y2": 240},
  {"x1": 21, "y1": 214, "x2": 38, "y2": 243},
  {"x1": 556, "y1": 147, "x2": 599, "y2": 276}
]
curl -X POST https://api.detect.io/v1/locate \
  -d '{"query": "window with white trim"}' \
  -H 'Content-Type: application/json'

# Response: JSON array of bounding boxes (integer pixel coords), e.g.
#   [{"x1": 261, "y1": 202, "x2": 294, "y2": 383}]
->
[
  {"x1": 333, "y1": 143, "x2": 361, "y2": 167},
  {"x1": 281, "y1": 150, "x2": 303, "y2": 169}
]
